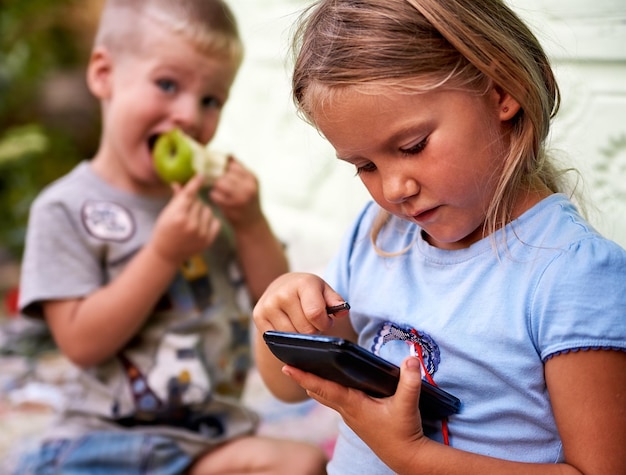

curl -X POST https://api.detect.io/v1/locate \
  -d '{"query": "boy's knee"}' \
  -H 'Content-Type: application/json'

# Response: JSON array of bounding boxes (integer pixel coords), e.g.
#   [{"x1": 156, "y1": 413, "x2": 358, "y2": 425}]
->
[
  {"x1": 293, "y1": 443, "x2": 328, "y2": 475},
  {"x1": 189, "y1": 436, "x2": 328, "y2": 475}
]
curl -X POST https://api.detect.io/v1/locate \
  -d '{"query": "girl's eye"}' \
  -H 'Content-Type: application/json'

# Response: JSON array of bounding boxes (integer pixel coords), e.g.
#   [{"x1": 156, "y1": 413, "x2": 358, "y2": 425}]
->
[
  {"x1": 201, "y1": 96, "x2": 221, "y2": 109},
  {"x1": 400, "y1": 137, "x2": 428, "y2": 156},
  {"x1": 356, "y1": 162, "x2": 377, "y2": 175},
  {"x1": 156, "y1": 79, "x2": 177, "y2": 94}
]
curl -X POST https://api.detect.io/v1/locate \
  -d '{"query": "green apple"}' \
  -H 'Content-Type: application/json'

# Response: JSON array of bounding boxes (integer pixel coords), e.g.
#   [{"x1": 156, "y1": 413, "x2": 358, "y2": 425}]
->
[
  {"x1": 153, "y1": 129, "x2": 195, "y2": 184},
  {"x1": 153, "y1": 129, "x2": 228, "y2": 185}
]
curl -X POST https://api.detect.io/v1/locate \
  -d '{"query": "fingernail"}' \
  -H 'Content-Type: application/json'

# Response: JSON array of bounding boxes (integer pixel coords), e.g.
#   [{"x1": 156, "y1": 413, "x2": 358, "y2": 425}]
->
[{"x1": 405, "y1": 356, "x2": 422, "y2": 376}]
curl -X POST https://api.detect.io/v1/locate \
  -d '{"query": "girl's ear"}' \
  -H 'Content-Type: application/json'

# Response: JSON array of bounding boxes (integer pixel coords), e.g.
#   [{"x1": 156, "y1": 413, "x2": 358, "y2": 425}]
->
[
  {"x1": 86, "y1": 47, "x2": 113, "y2": 100},
  {"x1": 492, "y1": 85, "x2": 521, "y2": 121}
]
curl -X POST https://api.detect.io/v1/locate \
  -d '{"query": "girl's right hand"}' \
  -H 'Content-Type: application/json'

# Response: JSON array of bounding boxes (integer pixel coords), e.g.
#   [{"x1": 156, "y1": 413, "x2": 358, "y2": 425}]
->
[
  {"x1": 253, "y1": 272, "x2": 355, "y2": 402},
  {"x1": 150, "y1": 174, "x2": 221, "y2": 265},
  {"x1": 253, "y1": 272, "x2": 348, "y2": 336}
]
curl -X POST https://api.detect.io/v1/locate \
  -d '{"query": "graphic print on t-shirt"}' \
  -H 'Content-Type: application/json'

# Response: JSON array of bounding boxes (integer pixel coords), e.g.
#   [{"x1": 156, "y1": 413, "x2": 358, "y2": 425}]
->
[{"x1": 372, "y1": 321, "x2": 441, "y2": 379}]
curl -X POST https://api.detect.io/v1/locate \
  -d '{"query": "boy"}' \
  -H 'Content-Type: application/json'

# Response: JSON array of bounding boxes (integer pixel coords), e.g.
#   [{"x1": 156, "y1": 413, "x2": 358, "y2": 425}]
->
[{"x1": 13, "y1": 1, "x2": 327, "y2": 473}]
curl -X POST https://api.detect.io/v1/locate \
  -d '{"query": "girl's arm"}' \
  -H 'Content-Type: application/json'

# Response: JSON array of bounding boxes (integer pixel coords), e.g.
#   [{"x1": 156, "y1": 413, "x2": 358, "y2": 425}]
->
[
  {"x1": 544, "y1": 349, "x2": 626, "y2": 474},
  {"x1": 45, "y1": 175, "x2": 221, "y2": 368},
  {"x1": 286, "y1": 349, "x2": 626, "y2": 475}
]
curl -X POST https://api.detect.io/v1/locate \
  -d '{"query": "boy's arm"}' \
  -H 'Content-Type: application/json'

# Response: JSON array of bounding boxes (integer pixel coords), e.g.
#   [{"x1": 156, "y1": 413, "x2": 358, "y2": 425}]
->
[
  {"x1": 231, "y1": 215, "x2": 288, "y2": 302},
  {"x1": 210, "y1": 158, "x2": 288, "y2": 302},
  {"x1": 44, "y1": 176, "x2": 221, "y2": 368},
  {"x1": 44, "y1": 242, "x2": 178, "y2": 367}
]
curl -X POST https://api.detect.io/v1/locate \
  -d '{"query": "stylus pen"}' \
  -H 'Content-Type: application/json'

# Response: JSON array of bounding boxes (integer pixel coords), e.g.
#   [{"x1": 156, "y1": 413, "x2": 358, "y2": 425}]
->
[{"x1": 326, "y1": 302, "x2": 350, "y2": 315}]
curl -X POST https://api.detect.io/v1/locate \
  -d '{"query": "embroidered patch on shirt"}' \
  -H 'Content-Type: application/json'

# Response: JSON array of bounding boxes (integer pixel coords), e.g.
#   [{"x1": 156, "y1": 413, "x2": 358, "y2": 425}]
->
[
  {"x1": 372, "y1": 321, "x2": 441, "y2": 377},
  {"x1": 82, "y1": 200, "x2": 135, "y2": 241}
]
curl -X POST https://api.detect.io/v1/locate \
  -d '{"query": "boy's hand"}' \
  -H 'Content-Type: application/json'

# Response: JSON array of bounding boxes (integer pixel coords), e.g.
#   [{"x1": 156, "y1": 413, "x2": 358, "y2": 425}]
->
[
  {"x1": 151, "y1": 174, "x2": 221, "y2": 265},
  {"x1": 209, "y1": 157, "x2": 263, "y2": 230}
]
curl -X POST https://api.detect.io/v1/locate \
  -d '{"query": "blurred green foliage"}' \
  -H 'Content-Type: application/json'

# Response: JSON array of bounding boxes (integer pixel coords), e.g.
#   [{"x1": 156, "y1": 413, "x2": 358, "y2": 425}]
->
[{"x1": 0, "y1": 0, "x2": 101, "y2": 259}]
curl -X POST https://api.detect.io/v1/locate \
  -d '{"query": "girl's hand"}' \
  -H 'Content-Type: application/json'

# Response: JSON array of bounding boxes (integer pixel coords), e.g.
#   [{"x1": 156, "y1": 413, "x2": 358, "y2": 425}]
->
[
  {"x1": 253, "y1": 272, "x2": 349, "y2": 336},
  {"x1": 283, "y1": 355, "x2": 430, "y2": 467},
  {"x1": 253, "y1": 272, "x2": 355, "y2": 403},
  {"x1": 151, "y1": 174, "x2": 221, "y2": 265}
]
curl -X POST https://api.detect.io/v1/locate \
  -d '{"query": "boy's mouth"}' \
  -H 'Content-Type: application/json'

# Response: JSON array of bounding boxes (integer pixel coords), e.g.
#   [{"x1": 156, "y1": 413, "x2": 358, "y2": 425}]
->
[{"x1": 148, "y1": 134, "x2": 160, "y2": 154}]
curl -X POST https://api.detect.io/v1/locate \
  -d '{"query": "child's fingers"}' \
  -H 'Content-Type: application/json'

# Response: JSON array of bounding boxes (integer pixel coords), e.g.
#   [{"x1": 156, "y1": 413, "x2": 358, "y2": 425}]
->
[
  {"x1": 396, "y1": 356, "x2": 423, "y2": 413},
  {"x1": 282, "y1": 364, "x2": 354, "y2": 412},
  {"x1": 166, "y1": 175, "x2": 206, "y2": 216},
  {"x1": 176, "y1": 174, "x2": 205, "y2": 200}
]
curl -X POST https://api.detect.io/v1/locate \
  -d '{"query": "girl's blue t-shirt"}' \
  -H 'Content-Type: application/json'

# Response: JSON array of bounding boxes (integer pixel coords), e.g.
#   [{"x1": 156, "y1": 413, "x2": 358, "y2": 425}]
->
[{"x1": 325, "y1": 194, "x2": 626, "y2": 473}]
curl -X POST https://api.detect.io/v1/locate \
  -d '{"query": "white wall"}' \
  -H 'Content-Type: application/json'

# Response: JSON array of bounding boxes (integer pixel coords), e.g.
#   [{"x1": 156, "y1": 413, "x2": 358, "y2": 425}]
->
[
  {"x1": 214, "y1": 0, "x2": 626, "y2": 275},
  {"x1": 509, "y1": 0, "x2": 626, "y2": 244}
]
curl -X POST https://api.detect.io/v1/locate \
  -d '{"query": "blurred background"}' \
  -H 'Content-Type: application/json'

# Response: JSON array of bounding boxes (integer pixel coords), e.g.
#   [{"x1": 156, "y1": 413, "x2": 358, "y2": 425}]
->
[
  {"x1": 0, "y1": 1, "x2": 102, "y2": 260},
  {"x1": 1, "y1": 0, "x2": 625, "y2": 310}
]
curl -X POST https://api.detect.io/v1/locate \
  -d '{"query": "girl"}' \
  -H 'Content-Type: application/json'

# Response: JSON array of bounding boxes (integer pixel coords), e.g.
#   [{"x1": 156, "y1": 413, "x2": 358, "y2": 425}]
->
[{"x1": 253, "y1": 0, "x2": 626, "y2": 473}]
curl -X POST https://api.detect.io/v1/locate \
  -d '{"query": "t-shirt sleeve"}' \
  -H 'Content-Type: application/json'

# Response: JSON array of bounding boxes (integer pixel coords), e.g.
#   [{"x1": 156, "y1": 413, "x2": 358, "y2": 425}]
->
[
  {"x1": 19, "y1": 196, "x2": 104, "y2": 318},
  {"x1": 531, "y1": 235, "x2": 626, "y2": 361},
  {"x1": 324, "y1": 201, "x2": 377, "y2": 298}
]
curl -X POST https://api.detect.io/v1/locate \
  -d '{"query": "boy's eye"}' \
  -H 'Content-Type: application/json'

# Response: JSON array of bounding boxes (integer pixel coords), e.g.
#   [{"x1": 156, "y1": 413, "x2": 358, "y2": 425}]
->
[
  {"x1": 201, "y1": 96, "x2": 221, "y2": 109},
  {"x1": 156, "y1": 79, "x2": 177, "y2": 94}
]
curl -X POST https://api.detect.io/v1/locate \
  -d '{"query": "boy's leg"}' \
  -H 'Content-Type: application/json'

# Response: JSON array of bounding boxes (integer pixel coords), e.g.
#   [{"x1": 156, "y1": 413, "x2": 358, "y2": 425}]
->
[
  {"x1": 11, "y1": 432, "x2": 193, "y2": 475},
  {"x1": 189, "y1": 435, "x2": 328, "y2": 475}
]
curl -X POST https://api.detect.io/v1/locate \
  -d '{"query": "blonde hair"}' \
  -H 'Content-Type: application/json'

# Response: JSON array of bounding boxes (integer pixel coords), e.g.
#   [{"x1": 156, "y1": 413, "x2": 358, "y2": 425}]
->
[
  {"x1": 94, "y1": 0, "x2": 243, "y2": 66},
  {"x1": 292, "y1": 0, "x2": 569, "y2": 254}
]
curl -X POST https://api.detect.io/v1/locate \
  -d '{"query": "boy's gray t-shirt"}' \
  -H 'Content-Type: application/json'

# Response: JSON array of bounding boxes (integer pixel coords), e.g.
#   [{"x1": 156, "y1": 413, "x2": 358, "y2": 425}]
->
[{"x1": 19, "y1": 161, "x2": 258, "y2": 456}]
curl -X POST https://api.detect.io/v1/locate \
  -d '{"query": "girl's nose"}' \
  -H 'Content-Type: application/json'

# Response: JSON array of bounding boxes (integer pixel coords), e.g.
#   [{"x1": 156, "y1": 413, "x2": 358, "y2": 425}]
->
[{"x1": 381, "y1": 171, "x2": 420, "y2": 204}]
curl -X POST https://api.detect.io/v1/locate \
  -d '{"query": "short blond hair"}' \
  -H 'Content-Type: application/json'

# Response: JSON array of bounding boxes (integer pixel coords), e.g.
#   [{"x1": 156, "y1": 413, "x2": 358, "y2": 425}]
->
[{"x1": 94, "y1": 0, "x2": 243, "y2": 66}]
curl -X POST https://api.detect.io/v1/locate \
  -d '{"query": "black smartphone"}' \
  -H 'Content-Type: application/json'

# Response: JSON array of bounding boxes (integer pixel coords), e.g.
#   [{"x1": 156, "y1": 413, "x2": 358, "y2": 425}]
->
[{"x1": 263, "y1": 330, "x2": 461, "y2": 419}]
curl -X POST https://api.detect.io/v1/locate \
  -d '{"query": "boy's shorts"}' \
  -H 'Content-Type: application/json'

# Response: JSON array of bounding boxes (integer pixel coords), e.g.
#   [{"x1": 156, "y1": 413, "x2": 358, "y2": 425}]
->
[{"x1": 12, "y1": 431, "x2": 193, "y2": 475}]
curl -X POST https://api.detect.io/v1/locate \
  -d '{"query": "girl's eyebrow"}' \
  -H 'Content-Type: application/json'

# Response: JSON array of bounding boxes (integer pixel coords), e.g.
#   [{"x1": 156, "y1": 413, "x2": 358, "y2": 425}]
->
[
  {"x1": 336, "y1": 123, "x2": 430, "y2": 162},
  {"x1": 335, "y1": 153, "x2": 360, "y2": 163},
  {"x1": 388, "y1": 122, "x2": 430, "y2": 145},
  {"x1": 334, "y1": 146, "x2": 370, "y2": 163}
]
